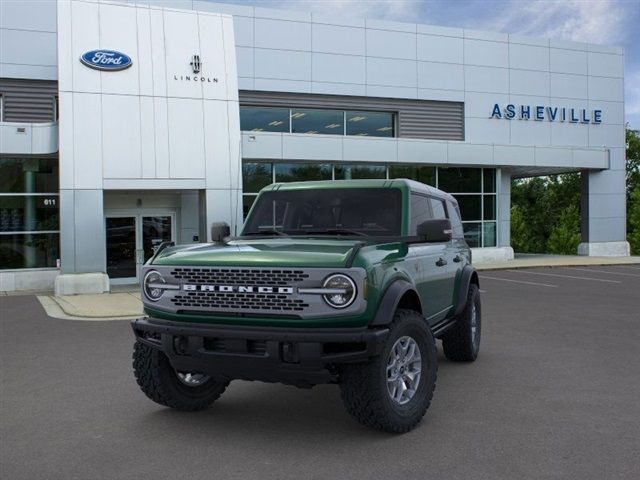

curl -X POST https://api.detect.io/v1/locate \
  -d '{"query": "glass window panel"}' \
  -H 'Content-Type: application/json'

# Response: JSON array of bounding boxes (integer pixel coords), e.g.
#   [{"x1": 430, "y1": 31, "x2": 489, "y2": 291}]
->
[
  {"x1": 388, "y1": 165, "x2": 436, "y2": 186},
  {"x1": 483, "y1": 222, "x2": 497, "y2": 247},
  {"x1": 243, "y1": 195, "x2": 257, "y2": 219},
  {"x1": 483, "y1": 168, "x2": 496, "y2": 193},
  {"x1": 484, "y1": 195, "x2": 496, "y2": 220},
  {"x1": 463, "y1": 222, "x2": 482, "y2": 248},
  {"x1": 239, "y1": 106, "x2": 289, "y2": 133},
  {"x1": 454, "y1": 195, "x2": 481, "y2": 221},
  {"x1": 242, "y1": 163, "x2": 273, "y2": 193},
  {"x1": 346, "y1": 111, "x2": 394, "y2": 137},
  {"x1": 446, "y1": 200, "x2": 464, "y2": 239},
  {"x1": 0, "y1": 196, "x2": 59, "y2": 232},
  {"x1": 334, "y1": 165, "x2": 386, "y2": 179},
  {"x1": 430, "y1": 198, "x2": 447, "y2": 220},
  {"x1": 0, "y1": 233, "x2": 59, "y2": 269},
  {"x1": 409, "y1": 194, "x2": 432, "y2": 235},
  {"x1": 291, "y1": 109, "x2": 343, "y2": 135},
  {"x1": 437, "y1": 167, "x2": 481, "y2": 193},
  {"x1": 243, "y1": 188, "x2": 402, "y2": 236},
  {"x1": 0, "y1": 158, "x2": 59, "y2": 193},
  {"x1": 275, "y1": 163, "x2": 332, "y2": 183}
]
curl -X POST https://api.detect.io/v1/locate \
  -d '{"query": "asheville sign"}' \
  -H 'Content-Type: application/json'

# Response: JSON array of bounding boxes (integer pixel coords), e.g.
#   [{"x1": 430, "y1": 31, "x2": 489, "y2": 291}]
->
[
  {"x1": 490, "y1": 104, "x2": 602, "y2": 124},
  {"x1": 80, "y1": 50, "x2": 132, "y2": 71}
]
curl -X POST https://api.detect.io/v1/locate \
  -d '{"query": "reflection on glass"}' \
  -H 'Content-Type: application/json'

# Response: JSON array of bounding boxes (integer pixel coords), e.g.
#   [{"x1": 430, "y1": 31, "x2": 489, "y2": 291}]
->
[
  {"x1": 438, "y1": 167, "x2": 481, "y2": 193},
  {"x1": 346, "y1": 111, "x2": 394, "y2": 137},
  {"x1": 242, "y1": 163, "x2": 273, "y2": 193},
  {"x1": 142, "y1": 216, "x2": 172, "y2": 262},
  {"x1": 484, "y1": 195, "x2": 496, "y2": 220},
  {"x1": 483, "y1": 169, "x2": 496, "y2": 193},
  {"x1": 240, "y1": 107, "x2": 289, "y2": 132},
  {"x1": 106, "y1": 217, "x2": 136, "y2": 279},
  {"x1": 0, "y1": 233, "x2": 59, "y2": 269},
  {"x1": 0, "y1": 158, "x2": 59, "y2": 193},
  {"x1": 463, "y1": 222, "x2": 482, "y2": 248},
  {"x1": 243, "y1": 188, "x2": 402, "y2": 236},
  {"x1": 483, "y1": 222, "x2": 496, "y2": 247},
  {"x1": 0, "y1": 196, "x2": 59, "y2": 232},
  {"x1": 389, "y1": 165, "x2": 435, "y2": 186},
  {"x1": 334, "y1": 165, "x2": 386, "y2": 179},
  {"x1": 454, "y1": 195, "x2": 482, "y2": 221},
  {"x1": 275, "y1": 163, "x2": 332, "y2": 183},
  {"x1": 243, "y1": 195, "x2": 257, "y2": 219},
  {"x1": 291, "y1": 109, "x2": 343, "y2": 135}
]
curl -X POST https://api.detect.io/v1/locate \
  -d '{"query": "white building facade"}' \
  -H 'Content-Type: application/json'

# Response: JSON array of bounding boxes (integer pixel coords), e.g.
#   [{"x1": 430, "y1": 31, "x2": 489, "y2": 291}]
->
[{"x1": 0, "y1": 0, "x2": 629, "y2": 293}]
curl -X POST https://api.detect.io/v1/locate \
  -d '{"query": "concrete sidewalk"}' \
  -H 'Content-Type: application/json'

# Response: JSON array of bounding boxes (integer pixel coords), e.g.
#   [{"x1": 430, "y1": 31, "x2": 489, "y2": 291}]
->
[{"x1": 33, "y1": 254, "x2": 640, "y2": 321}]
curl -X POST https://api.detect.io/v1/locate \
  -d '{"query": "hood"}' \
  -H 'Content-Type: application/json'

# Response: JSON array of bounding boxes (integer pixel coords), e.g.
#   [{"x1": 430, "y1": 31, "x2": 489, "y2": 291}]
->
[{"x1": 151, "y1": 238, "x2": 363, "y2": 268}]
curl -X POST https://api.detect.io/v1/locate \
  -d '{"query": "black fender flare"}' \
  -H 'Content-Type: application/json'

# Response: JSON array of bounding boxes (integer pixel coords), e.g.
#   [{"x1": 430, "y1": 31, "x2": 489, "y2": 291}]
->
[
  {"x1": 370, "y1": 280, "x2": 420, "y2": 327},
  {"x1": 454, "y1": 266, "x2": 479, "y2": 316}
]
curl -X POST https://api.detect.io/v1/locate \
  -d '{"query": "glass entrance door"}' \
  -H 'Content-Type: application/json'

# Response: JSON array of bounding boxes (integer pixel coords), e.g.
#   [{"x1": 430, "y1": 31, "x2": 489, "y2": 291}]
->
[
  {"x1": 105, "y1": 214, "x2": 174, "y2": 283},
  {"x1": 141, "y1": 216, "x2": 172, "y2": 264},
  {"x1": 106, "y1": 216, "x2": 137, "y2": 280}
]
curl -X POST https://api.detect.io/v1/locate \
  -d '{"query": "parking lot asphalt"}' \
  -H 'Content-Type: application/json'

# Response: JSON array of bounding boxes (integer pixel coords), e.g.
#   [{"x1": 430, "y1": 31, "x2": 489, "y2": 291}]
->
[{"x1": 2, "y1": 265, "x2": 640, "y2": 480}]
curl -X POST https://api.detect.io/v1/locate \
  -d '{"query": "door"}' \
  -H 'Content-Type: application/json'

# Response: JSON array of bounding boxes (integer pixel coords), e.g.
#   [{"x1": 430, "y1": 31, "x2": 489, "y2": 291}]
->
[
  {"x1": 106, "y1": 216, "x2": 137, "y2": 281},
  {"x1": 105, "y1": 213, "x2": 175, "y2": 283}
]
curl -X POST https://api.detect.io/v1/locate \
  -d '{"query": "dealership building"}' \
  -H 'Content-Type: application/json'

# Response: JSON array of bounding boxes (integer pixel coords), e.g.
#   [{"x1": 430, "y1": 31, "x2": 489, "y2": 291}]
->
[{"x1": 0, "y1": 0, "x2": 629, "y2": 293}]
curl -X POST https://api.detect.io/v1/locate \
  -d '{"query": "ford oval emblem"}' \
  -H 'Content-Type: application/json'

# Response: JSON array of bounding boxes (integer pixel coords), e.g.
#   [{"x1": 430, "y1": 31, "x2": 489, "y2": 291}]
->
[{"x1": 80, "y1": 50, "x2": 132, "y2": 71}]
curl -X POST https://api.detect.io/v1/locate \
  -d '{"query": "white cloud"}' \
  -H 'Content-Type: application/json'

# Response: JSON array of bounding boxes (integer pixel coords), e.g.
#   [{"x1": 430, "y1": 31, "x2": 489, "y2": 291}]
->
[{"x1": 482, "y1": 0, "x2": 628, "y2": 45}]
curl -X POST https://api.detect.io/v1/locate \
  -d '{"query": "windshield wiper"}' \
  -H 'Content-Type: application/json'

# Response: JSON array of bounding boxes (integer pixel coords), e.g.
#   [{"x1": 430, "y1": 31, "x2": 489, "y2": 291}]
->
[
  {"x1": 302, "y1": 228, "x2": 367, "y2": 237},
  {"x1": 244, "y1": 229, "x2": 288, "y2": 236}
]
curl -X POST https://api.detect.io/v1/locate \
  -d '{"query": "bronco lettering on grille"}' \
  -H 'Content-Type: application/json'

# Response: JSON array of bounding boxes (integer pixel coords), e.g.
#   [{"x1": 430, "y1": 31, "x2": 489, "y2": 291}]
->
[{"x1": 183, "y1": 285, "x2": 294, "y2": 294}]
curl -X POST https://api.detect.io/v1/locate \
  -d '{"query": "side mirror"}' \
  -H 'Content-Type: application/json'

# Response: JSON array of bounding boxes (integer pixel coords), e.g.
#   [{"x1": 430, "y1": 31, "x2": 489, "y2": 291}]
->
[
  {"x1": 211, "y1": 222, "x2": 230, "y2": 243},
  {"x1": 417, "y1": 219, "x2": 452, "y2": 243}
]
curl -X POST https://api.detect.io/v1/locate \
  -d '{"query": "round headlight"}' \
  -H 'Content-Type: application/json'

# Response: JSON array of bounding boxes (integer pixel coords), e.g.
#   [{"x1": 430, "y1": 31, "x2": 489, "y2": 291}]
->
[
  {"x1": 143, "y1": 270, "x2": 165, "y2": 301},
  {"x1": 322, "y1": 274, "x2": 356, "y2": 309}
]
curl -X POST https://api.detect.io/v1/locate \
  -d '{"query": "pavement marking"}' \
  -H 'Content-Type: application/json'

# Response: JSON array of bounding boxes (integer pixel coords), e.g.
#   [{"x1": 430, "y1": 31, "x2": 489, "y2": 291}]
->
[
  {"x1": 481, "y1": 276, "x2": 557, "y2": 288},
  {"x1": 507, "y1": 270, "x2": 621, "y2": 284},
  {"x1": 479, "y1": 289, "x2": 487, "y2": 293},
  {"x1": 563, "y1": 267, "x2": 640, "y2": 278}
]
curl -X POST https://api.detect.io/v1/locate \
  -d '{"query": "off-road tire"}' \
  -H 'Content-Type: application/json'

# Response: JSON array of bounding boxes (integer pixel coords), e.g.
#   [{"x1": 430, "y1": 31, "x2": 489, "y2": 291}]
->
[
  {"x1": 133, "y1": 341, "x2": 229, "y2": 411},
  {"x1": 442, "y1": 283, "x2": 481, "y2": 362},
  {"x1": 339, "y1": 309, "x2": 437, "y2": 433}
]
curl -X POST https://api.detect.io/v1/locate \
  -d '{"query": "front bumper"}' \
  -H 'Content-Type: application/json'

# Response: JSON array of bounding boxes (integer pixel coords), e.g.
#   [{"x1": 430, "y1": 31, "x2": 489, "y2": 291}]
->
[{"x1": 131, "y1": 317, "x2": 389, "y2": 387}]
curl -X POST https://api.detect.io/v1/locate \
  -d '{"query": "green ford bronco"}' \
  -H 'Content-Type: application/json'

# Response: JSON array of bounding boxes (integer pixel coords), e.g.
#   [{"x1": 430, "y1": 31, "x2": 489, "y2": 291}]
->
[{"x1": 131, "y1": 179, "x2": 480, "y2": 433}]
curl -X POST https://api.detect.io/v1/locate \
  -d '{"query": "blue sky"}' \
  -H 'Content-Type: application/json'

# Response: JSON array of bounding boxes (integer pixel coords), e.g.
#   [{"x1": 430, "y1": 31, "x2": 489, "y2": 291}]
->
[{"x1": 214, "y1": 0, "x2": 640, "y2": 129}]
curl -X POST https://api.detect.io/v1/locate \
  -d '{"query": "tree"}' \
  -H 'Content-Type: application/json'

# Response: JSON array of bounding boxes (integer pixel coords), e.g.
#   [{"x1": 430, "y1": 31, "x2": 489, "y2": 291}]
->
[
  {"x1": 628, "y1": 186, "x2": 640, "y2": 255},
  {"x1": 547, "y1": 204, "x2": 581, "y2": 254},
  {"x1": 626, "y1": 128, "x2": 640, "y2": 199}
]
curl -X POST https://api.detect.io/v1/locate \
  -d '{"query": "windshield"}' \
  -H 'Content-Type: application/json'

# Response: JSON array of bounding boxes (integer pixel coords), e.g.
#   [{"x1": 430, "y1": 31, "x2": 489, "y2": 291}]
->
[{"x1": 242, "y1": 188, "x2": 402, "y2": 237}]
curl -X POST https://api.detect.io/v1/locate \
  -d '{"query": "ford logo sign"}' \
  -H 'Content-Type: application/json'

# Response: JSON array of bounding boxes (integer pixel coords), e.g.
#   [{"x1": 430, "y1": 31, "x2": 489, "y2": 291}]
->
[{"x1": 80, "y1": 50, "x2": 132, "y2": 71}]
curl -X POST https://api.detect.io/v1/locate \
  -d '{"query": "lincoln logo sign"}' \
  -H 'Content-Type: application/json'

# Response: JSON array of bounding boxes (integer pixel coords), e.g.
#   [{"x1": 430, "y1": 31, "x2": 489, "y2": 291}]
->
[
  {"x1": 183, "y1": 284, "x2": 294, "y2": 294},
  {"x1": 490, "y1": 103, "x2": 602, "y2": 124},
  {"x1": 80, "y1": 50, "x2": 132, "y2": 71}
]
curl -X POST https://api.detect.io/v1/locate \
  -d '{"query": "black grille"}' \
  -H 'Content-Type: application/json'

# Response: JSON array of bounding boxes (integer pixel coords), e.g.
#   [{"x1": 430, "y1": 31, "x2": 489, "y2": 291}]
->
[
  {"x1": 171, "y1": 292, "x2": 309, "y2": 311},
  {"x1": 170, "y1": 267, "x2": 309, "y2": 286},
  {"x1": 203, "y1": 338, "x2": 267, "y2": 356}
]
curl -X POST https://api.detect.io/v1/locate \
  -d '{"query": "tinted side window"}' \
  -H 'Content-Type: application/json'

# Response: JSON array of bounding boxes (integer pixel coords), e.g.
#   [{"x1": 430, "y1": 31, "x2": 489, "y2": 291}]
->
[
  {"x1": 430, "y1": 198, "x2": 447, "y2": 220},
  {"x1": 410, "y1": 194, "x2": 432, "y2": 235},
  {"x1": 447, "y1": 200, "x2": 464, "y2": 239}
]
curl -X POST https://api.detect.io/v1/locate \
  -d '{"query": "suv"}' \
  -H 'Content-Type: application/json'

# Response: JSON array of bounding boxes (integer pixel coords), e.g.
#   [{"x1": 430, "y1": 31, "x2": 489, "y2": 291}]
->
[{"x1": 131, "y1": 179, "x2": 480, "y2": 433}]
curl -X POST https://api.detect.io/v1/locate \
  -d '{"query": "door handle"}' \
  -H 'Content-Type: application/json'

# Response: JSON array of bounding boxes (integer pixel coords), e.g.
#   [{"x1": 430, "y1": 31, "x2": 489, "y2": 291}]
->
[
  {"x1": 436, "y1": 257, "x2": 447, "y2": 267},
  {"x1": 453, "y1": 255, "x2": 462, "y2": 263}
]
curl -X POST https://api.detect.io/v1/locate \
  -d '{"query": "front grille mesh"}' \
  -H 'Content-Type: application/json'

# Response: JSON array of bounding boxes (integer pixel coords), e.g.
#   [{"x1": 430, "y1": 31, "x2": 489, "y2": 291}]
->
[
  {"x1": 170, "y1": 268, "x2": 309, "y2": 286},
  {"x1": 171, "y1": 292, "x2": 309, "y2": 311},
  {"x1": 168, "y1": 267, "x2": 311, "y2": 313}
]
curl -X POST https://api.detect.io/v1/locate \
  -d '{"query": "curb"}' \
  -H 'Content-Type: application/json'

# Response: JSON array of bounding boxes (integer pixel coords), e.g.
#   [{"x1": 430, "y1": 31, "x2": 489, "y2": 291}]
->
[{"x1": 36, "y1": 295, "x2": 140, "y2": 322}]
